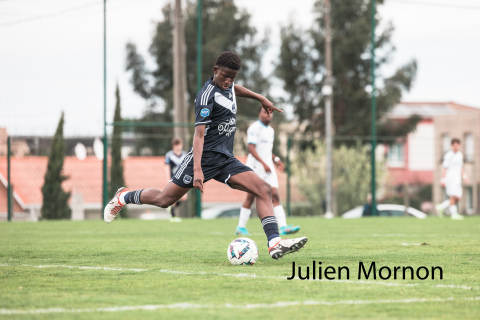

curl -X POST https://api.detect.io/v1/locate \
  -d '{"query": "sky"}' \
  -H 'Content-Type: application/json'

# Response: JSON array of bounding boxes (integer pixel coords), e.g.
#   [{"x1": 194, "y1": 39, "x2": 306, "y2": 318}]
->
[{"x1": 0, "y1": 0, "x2": 479, "y2": 136}]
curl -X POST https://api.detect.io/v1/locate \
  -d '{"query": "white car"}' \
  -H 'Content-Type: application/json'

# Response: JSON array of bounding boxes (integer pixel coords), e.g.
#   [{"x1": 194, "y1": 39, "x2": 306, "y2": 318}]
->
[
  {"x1": 201, "y1": 205, "x2": 242, "y2": 219},
  {"x1": 342, "y1": 204, "x2": 427, "y2": 219}
]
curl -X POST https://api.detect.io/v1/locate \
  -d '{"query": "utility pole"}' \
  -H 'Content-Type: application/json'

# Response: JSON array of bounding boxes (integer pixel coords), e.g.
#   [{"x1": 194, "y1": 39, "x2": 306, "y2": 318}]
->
[
  {"x1": 173, "y1": 0, "x2": 190, "y2": 217},
  {"x1": 102, "y1": 0, "x2": 108, "y2": 216},
  {"x1": 323, "y1": 0, "x2": 334, "y2": 219},
  {"x1": 173, "y1": 0, "x2": 189, "y2": 141},
  {"x1": 370, "y1": 0, "x2": 377, "y2": 216},
  {"x1": 195, "y1": 0, "x2": 203, "y2": 218}
]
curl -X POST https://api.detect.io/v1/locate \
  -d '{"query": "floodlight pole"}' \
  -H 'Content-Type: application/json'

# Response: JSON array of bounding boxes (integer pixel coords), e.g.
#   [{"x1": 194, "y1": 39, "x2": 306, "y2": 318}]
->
[
  {"x1": 102, "y1": 0, "x2": 108, "y2": 215},
  {"x1": 370, "y1": 0, "x2": 377, "y2": 216},
  {"x1": 323, "y1": 0, "x2": 334, "y2": 218},
  {"x1": 7, "y1": 136, "x2": 12, "y2": 222},
  {"x1": 195, "y1": 0, "x2": 203, "y2": 217}
]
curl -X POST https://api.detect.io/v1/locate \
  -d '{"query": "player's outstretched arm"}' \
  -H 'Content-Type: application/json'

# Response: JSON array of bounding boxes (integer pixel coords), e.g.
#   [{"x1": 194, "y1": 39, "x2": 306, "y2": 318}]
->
[
  {"x1": 234, "y1": 84, "x2": 282, "y2": 114},
  {"x1": 193, "y1": 125, "x2": 206, "y2": 193}
]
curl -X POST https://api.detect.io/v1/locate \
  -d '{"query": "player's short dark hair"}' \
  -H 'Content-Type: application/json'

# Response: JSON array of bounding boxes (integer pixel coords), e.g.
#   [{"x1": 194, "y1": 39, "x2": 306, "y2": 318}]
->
[
  {"x1": 451, "y1": 138, "x2": 461, "y2": 145},
  {"x1": 215, "y1": 51, "x2": 241, "y2": 71},
  {"x1": 172, "y1": 137, "x2": 183, "y2": 146},
  {"x1": 258, "y1": 106, "x2": 263, "y2": 113}
]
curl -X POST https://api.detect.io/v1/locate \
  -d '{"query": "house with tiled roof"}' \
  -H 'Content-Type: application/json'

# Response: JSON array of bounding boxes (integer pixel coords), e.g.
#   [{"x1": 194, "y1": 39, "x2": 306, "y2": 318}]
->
[
  {"x1": 384, "y1": 101, "x2": 480, "y2": 214},
  {"x1": 0, "y1": 155, "x2": 297, "y2": 220}
]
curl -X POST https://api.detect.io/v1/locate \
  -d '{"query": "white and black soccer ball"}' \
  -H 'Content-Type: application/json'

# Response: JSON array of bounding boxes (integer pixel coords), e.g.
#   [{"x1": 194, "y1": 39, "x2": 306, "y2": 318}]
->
[{"x1": 227, "y1": 237, "x2": 259, "y2": 265}]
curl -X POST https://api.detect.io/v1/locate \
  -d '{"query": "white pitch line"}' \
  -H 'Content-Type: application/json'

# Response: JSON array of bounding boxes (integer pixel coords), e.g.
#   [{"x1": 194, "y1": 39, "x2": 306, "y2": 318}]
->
[
  {"x1": 1, "y1": 264, "x2": 477, "y2": 291},
  {"x1": 0, "y1": 264, "x2": 147, "y2": 272},
  {"x1": 401, "y1": 243, "x2": 422, "y2": 246},
  {"x1": 1, "y1": 297, "x2": 480, "y2": 314}
]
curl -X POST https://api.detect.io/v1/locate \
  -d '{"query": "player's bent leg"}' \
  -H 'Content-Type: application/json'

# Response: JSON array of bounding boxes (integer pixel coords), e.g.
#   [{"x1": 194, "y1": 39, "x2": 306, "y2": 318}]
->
[
  {"x1": 227, "y1": 171, "x2": 273, "y2": 220},
  {"x1": 227, "y1": 171, "x2": 307, "y2": 260},
  {"x1": 140, "y1": 183, "x2": 189, "y2": 208}
]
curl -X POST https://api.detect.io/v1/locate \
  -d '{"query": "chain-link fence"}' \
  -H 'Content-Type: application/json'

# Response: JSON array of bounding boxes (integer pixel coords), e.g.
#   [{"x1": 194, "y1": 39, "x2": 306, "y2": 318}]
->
[
  {"x1": 285, "y1": 134, "x2": 479, "y2": 218},
  {"x1": 2, "y1": 128, "x2": 479, "y2": 221}
]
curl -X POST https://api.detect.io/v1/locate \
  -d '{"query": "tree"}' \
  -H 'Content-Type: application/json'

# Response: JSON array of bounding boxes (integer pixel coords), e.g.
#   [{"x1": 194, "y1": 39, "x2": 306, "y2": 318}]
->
[
  {"x1": 293, "y1": 141, "x2": 386, "y2": 215},
  {"x1": 41, "y1": 112, "x2": 71, "y2": 219},
  {"x1": 276, "y1": 0, "x2": 420, "y2": 142},
  {"x1": 125, "y1": 0, "x2": 276, "y2": 155},
  {"x1": 109, "y1": 84, "x2": 127, "y2": 218}
]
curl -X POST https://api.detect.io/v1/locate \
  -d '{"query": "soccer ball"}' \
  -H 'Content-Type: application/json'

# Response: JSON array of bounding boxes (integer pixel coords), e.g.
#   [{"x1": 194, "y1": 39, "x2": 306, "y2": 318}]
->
[{"x1": 227, "y1": 237, "x2": 259, "y2": 265}]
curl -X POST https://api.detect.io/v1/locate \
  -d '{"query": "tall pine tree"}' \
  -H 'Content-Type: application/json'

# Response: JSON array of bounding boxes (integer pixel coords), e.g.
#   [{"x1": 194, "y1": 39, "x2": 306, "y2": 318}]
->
[
  {"x1": 125, "y1": 0, "x2": 274, "y2": 155},
  {"x1": 276, "y1": 0, "x2": 420, "y2": 142},
  {"x1": 41, "y1": 112, "x2": 71, "y2": 219},
  {"x1": 109, "y1": 84, "x2": 127, "y2": 218}
]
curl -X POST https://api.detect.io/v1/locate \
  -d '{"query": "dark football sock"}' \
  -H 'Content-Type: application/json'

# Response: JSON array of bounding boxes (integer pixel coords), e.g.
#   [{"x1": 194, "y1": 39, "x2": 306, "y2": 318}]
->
[
  {"x1": 170, "y1": 206, "x2": 175, "y2": 218},
  {"x1": 124, "y1": 190, "x2": 144, "y2": 205},
  {"x1": 261, "y1": 216, "x2": 280, "y2": 245}
]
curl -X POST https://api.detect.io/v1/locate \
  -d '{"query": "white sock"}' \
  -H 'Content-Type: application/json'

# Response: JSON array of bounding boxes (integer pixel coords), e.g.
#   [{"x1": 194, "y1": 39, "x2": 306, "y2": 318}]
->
[
  {"x1": 119, "y1": 192, "x2": 127, "y2": 205},
  {"x1": 274, "y1": 205, "x2": 287, "y2": 228},
  {"x1": 438, "y1": 200, "x2": 450, "y2": 210},
  {"x1": 268, "y1": 236, "x2": 281, "y2": 248},
  {"x1": 449, "y1": 205, "x2": 458, "y2": 216},
  {"x1": 238, "y1": 207, "x2": 251, "y2": 228}
]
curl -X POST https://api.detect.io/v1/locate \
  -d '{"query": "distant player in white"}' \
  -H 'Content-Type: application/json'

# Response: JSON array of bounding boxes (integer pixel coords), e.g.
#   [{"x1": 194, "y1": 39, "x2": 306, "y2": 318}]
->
[
  {"x1": 435, "y1": 138, "x2": 468, "y2": 220},
  {"x1": 235, "y1": 107, "x2": 300, "y2": 235}
]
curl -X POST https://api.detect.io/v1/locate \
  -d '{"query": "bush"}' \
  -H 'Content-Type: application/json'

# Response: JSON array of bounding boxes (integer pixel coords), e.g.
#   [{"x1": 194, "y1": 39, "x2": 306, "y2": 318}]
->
[{"x1": 292, "y1": 141, "x2": 386, "y2": 216}]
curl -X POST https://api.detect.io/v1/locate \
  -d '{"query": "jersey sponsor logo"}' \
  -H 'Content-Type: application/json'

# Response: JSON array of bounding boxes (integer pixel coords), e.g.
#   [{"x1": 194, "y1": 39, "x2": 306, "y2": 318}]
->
[
  {"x1": 229, "y1": 93, "x2": 232, "y2": 98},
  {"x1": 218, "y1": 117, "x2": 236, "y2": 137},
  {"x1": 183, "y1": 174, "x2": 192, "y2": 184},
  {"x1": 200, "y1": 108, "x2": 210, "y2": 117}
]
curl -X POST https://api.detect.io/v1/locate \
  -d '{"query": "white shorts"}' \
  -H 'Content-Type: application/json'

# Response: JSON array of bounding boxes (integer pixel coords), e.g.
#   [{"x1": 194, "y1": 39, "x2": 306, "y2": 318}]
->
[
  {"x1": 249, "y1": 163, "x2": 279, "y2": 189},
  {"x1": 446, "y1": 183, "x2": 462, "y2": 198}
]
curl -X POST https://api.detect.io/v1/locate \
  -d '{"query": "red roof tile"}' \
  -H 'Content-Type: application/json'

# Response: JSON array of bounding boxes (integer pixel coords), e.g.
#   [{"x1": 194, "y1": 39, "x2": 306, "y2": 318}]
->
[{"x1": 0, "y1": 156, "x2": 301, "y2": 206}]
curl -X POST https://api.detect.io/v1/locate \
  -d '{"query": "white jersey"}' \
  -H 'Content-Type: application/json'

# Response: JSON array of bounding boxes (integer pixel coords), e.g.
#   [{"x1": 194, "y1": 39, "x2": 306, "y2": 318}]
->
[
  {"x1": 245, "y1": 120, "x2": 278, "y2": 188},
  {"x1": 443, "y1": 150, "x2": 463, "y2": 185},
  {"x1": 246, "y1": 120, "x2": 274, "y2": 168}
]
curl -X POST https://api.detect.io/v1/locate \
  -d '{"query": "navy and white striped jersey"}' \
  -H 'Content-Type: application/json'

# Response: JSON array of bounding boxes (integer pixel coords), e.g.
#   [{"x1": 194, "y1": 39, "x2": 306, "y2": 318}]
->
[
  {"x1": 194, "y1": 77, "x2": 237, "y2": 157},
  {"x1": 165, "y1": 150, "x2": 187, "y2": 178}
]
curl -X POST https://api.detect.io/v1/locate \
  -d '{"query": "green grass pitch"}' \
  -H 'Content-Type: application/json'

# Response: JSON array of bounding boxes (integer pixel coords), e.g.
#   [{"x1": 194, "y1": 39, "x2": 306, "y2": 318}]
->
[{"x1": 1, "y1": 217, "x2": 479, "y2": 319}]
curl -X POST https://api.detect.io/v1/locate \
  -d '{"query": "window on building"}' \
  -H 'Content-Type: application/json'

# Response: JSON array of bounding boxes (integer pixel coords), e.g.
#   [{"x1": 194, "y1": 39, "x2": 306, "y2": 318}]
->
[
  {"x1": 388, "y1": 142, "x2": 404, "y2": 166},
  {"x1": 465, "y1": 133, "x2": 474, "y2": 162},
  {"x1": 442, "y1": 134, "x2": 450, "y2": 154}
]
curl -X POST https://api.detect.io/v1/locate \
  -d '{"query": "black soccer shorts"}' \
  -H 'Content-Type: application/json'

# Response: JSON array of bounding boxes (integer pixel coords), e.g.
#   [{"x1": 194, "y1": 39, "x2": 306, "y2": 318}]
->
[{"x1": 171, "y1": 150, "x2": 253, "y2": 188}]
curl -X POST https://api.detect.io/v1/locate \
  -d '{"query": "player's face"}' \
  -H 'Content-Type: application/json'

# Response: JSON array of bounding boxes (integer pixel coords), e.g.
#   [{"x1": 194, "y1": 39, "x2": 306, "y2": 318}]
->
[
  {"x1": 213, "y1": 66, "x2": 238, "y2": 90},
  {"x1": 173, "y1": 143, "x2": 183, "y2": 154},
  {"x1": 259, "y1": 108, "x2": 272, "y2": 125},
  {"x1": 452, "y1": 142, "x2": 460, "y2": 152}
]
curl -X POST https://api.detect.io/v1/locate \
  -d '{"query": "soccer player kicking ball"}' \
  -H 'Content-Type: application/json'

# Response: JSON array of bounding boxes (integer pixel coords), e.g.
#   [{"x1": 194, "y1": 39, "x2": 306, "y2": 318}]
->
[
  {"x1": 235, "y1": 107, "x2": 300, "y2": 236},
  {"x1": 104, "y1": 52, "x2": 307, "y2": 260},
  {"x1": 435, "y1": 138, "x2": 468, "y2": 220},
  {"x1": 164, "y1": 138, "x2": 187, "y2": 222}
]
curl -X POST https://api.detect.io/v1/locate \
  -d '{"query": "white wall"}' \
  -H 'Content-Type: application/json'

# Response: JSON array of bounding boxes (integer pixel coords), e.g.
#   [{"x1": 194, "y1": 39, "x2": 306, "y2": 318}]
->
[{"x1": 408, "y1": 123, "x2": 435, "y2": 170}]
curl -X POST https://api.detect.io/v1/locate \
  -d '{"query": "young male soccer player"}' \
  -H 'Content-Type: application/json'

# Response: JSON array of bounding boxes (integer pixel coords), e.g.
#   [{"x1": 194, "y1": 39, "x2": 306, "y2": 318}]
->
[
  {"x1": 435, "y1": 138, "x2": 468, "y2": 220},
  {"x1": 235, "y1": 107, "x2": 300, "y2": 236},
  {"x1": 104, "y1": 52, "x2": 307, "y2": 260},
  {"x1": 165, "y1": 138, "x2": 187, "y2": 222}
]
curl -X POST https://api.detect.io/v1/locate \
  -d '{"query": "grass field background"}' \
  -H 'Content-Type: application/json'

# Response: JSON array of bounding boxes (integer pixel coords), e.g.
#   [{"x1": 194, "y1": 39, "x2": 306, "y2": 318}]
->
[{"x1": 1, "y1": 217, "x2": 479, "y2": 319}]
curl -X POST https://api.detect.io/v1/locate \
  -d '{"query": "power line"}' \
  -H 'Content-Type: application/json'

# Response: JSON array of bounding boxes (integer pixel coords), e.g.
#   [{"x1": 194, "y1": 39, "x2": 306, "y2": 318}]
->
[
  {"x1": 388, "y1": 0, "x2": 480, "y2": 11},
  {"x1": 0, "y1": 0, "x2": 159, "y2": 27},
  {"x1": 0, "y1": 1, "x2": 108, "y2": 27}
]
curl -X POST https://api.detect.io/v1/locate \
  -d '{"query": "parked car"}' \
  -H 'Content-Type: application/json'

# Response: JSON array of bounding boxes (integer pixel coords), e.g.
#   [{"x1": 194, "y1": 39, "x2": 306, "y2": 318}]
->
[
  {"x1": 342, "y1": 204, "x2": 427, "y2": 219},
  {"x1": 201, "y1": 205, "x2": 242, "y2": 219}
]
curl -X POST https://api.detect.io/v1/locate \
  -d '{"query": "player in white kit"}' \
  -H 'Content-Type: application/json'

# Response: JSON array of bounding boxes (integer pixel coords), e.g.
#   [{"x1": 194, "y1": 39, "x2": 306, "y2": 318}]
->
[
  {"x1": 235, "y1": 107, "x2": 300, "y2": 235},
  {"x1": 435, "y1": 139, "x2": 468, "y2": 220}
]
